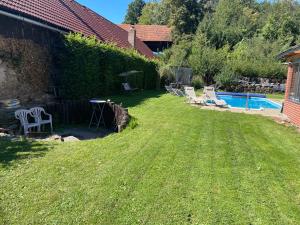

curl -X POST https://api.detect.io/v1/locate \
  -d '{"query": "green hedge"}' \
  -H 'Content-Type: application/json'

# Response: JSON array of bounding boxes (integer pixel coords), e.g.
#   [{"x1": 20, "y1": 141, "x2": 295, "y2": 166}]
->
[{"x1": 59, "y1": 33, "x2": 159, "y2": 99}]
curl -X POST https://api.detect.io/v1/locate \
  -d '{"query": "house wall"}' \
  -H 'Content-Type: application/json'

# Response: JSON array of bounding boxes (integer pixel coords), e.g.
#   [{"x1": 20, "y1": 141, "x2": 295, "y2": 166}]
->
[
  {"x1": 0, "y1": 14, "x2": 62, "y2": 104},
  {"x1": 283, "y1": 64, "x2": 300, "y2": 126}
]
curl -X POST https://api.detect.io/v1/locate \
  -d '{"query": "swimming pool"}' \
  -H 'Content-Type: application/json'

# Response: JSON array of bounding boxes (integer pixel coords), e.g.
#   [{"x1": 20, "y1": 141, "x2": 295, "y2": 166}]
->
[{"x1": 217, "y1": 95, "x2": 281, "y2": 110}]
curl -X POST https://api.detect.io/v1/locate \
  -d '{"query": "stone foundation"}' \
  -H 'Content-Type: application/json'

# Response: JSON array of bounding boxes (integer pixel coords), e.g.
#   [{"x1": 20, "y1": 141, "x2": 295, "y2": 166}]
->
[
  {"x1": 0, "y1": 14, "x2": 62, "y2": 104},
  {"x1": 0, "y1": 37, "x2": 53, "y2": 103}
]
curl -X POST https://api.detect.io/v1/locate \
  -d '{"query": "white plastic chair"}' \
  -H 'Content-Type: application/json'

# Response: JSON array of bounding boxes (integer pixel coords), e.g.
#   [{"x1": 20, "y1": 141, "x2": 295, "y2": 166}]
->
[
  {"x1": 15, "y1": 109, "x2": 40, "y2": 135},
  {"x1": 30, "y1": 107, "x2": 53, "y2": 133}
]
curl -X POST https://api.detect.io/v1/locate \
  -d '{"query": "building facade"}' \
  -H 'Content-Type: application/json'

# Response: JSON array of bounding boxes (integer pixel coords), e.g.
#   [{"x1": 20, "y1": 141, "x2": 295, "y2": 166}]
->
[
  {"x1": 0, "y1": 0, "x2": 154, "y2": 103},
  {"x1": 278, "y1": 46, "x2": 300, "y2": 126},
  {"x1": 0, "y1": 0, "x2": 153, "y2": 57}
]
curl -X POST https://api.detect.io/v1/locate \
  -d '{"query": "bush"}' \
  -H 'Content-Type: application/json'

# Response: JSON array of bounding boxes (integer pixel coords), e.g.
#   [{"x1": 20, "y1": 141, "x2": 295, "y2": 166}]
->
[
  {"x1": 58, "y1": 33, "x2": 159, "y2": 99},
  {"x1": 128, "y1": 116, "x2": 139, "y2": 129},
  {"x1": 215, "y1": 67, "x2": 239, "y2": 91},
  {"x1": 158, "y1": 38, "x2": 193, "y2": 86},
  {"x1": 191, "y1": 76, "x2": 204, "y2": 89},
  {"x1": 229, "y1": 38, "x2": 286, "y2": 79},
  {"x1": 189, "y1": 33, "x2": 229, "y2": 85}
]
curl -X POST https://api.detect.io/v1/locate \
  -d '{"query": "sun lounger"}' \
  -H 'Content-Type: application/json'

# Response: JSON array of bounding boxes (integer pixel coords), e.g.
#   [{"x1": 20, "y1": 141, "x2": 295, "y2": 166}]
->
[
  {"x1": 122, "y1": 83, "x2": 138, "y2": 92},
  {"x1": 174, "y1": 89, "x2": 185, "y2": 97},
  {"x1": 184, "y1": 87, "x2": 205, "y2": 104},
  {"x1": 166, "y1": 85, "x2": 186, "y2": 97},
  {"x1": 165, "y1": 85, "x2": 176, "y2": 95},
  {"x1": 204, "y1": 86, "x2": 227, "y2": 107}
]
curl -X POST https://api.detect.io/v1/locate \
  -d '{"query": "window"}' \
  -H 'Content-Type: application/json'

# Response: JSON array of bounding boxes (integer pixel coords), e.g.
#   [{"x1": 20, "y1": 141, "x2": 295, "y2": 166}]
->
[{"x1": 289, "y1": 64, "x2": 300, "y2": 103}]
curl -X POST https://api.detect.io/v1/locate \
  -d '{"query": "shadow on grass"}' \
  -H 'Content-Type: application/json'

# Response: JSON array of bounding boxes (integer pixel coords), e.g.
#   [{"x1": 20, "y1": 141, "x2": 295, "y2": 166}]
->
[
  {"x1": 108, "y1": 90, "x2": 164, "y2": 108},
  {"x1": 0, "y1": 137, "x2": 51, "y2": 168}
]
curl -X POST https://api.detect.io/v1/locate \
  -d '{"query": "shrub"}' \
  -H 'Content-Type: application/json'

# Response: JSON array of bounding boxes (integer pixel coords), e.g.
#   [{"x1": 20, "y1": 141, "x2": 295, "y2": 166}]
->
[
  {"x1": 215, "y1": 67, "x2": 239, "y2": 91},
  {"x1": 58, "y1": 33, "x2": 159, "y2": 99},
  {"x1": 128, "y1": 116, "x2": 139, "y2": 129},
  {"x1": 191, "y1": 76, "x2": 204, "y2": 89},
  {"x1": 158, "y1": 37, "x2": 193, "y2": 85},
  {"x1": 229, "y1": 38, "x2": 286, "y2": 79},
  {"x1": 189, "y1": 33, "x2": 229, "y2": 85}
]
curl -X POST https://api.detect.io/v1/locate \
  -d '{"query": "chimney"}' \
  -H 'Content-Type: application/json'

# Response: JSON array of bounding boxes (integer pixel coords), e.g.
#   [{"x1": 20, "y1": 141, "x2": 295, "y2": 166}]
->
[{"x1": 128, "y1": 25, "x2": 136, "y2": 48}]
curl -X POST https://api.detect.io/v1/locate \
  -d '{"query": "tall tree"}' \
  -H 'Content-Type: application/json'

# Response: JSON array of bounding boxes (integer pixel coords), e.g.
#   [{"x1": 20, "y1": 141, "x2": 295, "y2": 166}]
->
[
  {"x1": 160, "y1": 0, "x2": 300, "y2": 87},
  {"x1": 260, "y1": 0, "x2": 300, "y2": 47},
  {"x1": 199, "y1": 0, "x2": 259, "y2": 48},
  {"x1": 201, "y1": 0, "x2": 219, "y2": 14},
  {"x1": 124, "y1": 0, "x2": 146, "y2": 24},
  {"x1": 167, "y1": 0, "x2": 203, "y2": 40},
  {"x1": 139, "y1": 1, "x2": 171, "y2": 25},
  {"x1": 189, "y1": 32, "x2": 229, "y2": 84}
]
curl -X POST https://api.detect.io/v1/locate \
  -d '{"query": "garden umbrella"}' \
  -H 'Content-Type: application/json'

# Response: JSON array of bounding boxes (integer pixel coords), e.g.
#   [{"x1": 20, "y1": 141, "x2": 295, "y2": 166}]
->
[
  {"x1": 118, "y1": 70, "x2": 142, "y2": 82},
  {"x1": 119, "y1": 70, "x2": 142, "y2": 76}
]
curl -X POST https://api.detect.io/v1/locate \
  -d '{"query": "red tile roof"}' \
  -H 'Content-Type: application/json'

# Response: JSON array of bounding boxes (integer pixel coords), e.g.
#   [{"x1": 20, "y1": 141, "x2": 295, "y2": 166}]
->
[
  {"x1": 0, "y1": 0, "x2": 153, "y2": 58},
  {"x1": 119, "y1": 24, "x2": 172, "y2": 42}
]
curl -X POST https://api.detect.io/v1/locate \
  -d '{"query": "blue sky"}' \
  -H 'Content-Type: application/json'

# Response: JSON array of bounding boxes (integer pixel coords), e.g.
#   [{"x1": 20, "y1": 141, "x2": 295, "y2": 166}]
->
[{"x1": 76, "y1": 0, "x2": 150, "y2": 24}]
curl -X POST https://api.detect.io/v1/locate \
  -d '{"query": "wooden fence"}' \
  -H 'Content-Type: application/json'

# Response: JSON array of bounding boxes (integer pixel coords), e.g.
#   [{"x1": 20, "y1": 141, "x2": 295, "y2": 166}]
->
[{"x1": 45, "y1": 100, "x2": 129, "y2": 132}]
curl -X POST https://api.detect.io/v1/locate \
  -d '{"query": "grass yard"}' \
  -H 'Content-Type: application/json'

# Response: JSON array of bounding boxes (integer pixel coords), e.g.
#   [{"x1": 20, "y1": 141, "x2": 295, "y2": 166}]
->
[
  {"x1": 0, "y1": 91, "x2": 300, "y2": 225},
  {"x1": 267, "y1": 92, "x2": 285, "y2": 100}
]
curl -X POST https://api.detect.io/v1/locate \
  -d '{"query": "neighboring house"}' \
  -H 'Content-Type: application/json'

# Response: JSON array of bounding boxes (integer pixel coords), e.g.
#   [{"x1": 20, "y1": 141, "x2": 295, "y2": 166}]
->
[
  {"x1": 0, "y1": 0, "x2": 153, "y2": 57},
  {"x1": 119, "y1": 24, "x2": 172, "y2": 53},
  {"x1": 278, "y1": 46, "x2": 300, "y2": 126},
  {"x1": 0, "y1": 0, "x2": 153, "y2": 103}
]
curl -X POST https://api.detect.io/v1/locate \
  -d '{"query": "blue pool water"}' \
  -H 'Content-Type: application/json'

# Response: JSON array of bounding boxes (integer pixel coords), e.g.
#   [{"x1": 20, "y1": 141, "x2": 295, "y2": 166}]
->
[{"x1": 218, "y1": 95, "x2": 281, "y2": 110}]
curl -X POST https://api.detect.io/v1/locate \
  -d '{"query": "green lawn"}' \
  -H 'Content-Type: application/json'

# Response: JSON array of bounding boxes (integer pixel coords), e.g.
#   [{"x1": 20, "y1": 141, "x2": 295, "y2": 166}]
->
[
  {"x1": 1, "y1": 91, "x2": 300, "y2": 225},
  {"x1": 267, "y1": 92, "x2": 285, "y2": 100}
]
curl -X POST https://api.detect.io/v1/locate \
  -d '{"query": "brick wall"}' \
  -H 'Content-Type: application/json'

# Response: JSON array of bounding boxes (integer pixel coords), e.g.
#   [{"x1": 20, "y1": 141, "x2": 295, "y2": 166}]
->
[{"x1": 283, "y1": 64, "x2": 300, "y2": 126}]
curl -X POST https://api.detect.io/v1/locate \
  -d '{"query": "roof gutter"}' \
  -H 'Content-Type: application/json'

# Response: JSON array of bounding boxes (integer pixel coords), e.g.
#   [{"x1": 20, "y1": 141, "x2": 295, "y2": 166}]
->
[
  {"x1": 277, "y1": 45, "x2": 300, "y2": 59},
  {"x1": 0, "y1": 9, "x2": 67, "y2": 34}
]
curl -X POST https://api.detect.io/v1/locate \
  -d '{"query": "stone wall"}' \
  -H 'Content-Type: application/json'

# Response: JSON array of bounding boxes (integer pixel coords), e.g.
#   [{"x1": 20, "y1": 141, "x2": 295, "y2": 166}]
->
[{"x1": 0, "y1": 14, "x2": 62, "y2": 104}]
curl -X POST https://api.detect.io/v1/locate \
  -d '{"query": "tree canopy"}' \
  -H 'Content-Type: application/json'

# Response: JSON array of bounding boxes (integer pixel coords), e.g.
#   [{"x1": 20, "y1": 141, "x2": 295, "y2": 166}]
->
[
  {"x1": 155, "y1": 0, "x2": 300, "y2": 87},
  {"x1": 167, "y1": 0, "x2": 203, "y2": 40},
  {"x1": 138, "y1": 1, "x2": 170, "y2": 25},
  {"x1": 124, "y1": 0, "x2": 146, "y2": 24},
  {"x1": 123, "y1": 0, "x2": 300, "y2": 87}
]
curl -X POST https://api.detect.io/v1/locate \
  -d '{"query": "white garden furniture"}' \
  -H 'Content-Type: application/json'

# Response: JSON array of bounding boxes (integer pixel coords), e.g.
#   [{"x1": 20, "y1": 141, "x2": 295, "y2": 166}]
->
[
  {"x1": 165, "y1": 85, "x2": 176, "y2": 95},
  {"x1": 122, "y1": 83, "x2": 138, "y2": 92},
  {"x1": 15, "y1": 109, "x2": 40, "y2": 135},
  {"x1": 30, "y1": 107, "x2": 53, "y2": 133},
  {"x1": 203, "y1": 86, "x2": 227, "y2": 107},
  {"x1": 165, "y1": 85, "x2": 185, "y2": 96},
  {"x1": 174, "y1": 88, "x2": 186, "y2": 97},
  {"x1": 184, "y1": 87, "x2": 205, "y2": 104}
]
